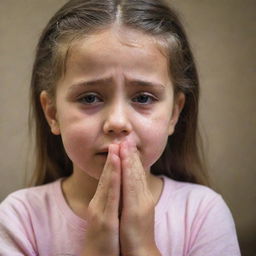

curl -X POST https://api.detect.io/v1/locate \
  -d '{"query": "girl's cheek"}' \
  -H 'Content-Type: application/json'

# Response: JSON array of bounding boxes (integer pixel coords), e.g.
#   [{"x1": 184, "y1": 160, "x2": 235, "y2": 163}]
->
[
  {"x1": 140, "y1": 130, "x2": 170, "y2": 170},
  {"x1": 125, "y1": 112, "x2": 171, "y2": 170},
  {"x1": 142, "y1": 138, "x2": 168, "y2": 170},
  {"x1": 59, "y1": 124, "x2": 91, "y2": 157}
]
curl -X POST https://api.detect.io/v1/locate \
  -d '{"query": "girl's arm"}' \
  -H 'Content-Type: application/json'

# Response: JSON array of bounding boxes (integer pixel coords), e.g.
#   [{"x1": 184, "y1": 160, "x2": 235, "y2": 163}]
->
[
  {"x1": 81, "y1": 144, "x2": 121, "y2": 256},
  {"x1": 82, "y1": 141, "x2": 161, "y2": 256},
  {"x1": 119, "y1": 140, "x2": 161, "y2": 256}
]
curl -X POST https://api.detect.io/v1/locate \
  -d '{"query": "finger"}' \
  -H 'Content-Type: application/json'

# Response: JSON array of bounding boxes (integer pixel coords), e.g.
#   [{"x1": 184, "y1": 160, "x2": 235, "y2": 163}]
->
[
  {"x1": 103, "y1": 148, "x2": 121, "y2": 218},
  {"x1": 120, "y1": 141, "x2": 147, "y2": 206},
  {"x1": 122, "y1": 140, "x2": 147, "y2": 187},
  {"x1": 92, "y1": 144, "x2": 120, "y2": 210}
]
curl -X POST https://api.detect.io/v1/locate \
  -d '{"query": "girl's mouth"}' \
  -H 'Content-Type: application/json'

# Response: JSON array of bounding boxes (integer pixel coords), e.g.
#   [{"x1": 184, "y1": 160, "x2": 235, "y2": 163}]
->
[{"x1": 96, "y1": 152, "x2": 108, "y2": 156}]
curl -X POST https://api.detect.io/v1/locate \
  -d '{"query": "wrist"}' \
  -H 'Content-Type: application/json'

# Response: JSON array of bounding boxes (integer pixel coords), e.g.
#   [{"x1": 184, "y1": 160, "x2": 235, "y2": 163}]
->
[
  {"x1": 81, "y1": 249, "x2": 117, "y2": 256},
  {"x1": 124, "y1": 245, "x2": 161, "y2": 256}
]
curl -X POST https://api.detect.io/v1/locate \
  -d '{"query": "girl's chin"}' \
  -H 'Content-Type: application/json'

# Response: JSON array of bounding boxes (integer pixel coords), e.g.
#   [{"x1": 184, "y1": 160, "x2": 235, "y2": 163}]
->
[{"x1": 73, "y1": 164, "x2": 104, "y2": 181}]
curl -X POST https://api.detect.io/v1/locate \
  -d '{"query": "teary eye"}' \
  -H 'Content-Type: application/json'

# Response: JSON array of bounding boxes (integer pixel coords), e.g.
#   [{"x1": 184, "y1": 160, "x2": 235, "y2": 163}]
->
[
  {"x1": 78, "y1": 93, "x2": 102, "y2": 104},
  {"x1": 132, "y1": 93, "x2": 156, "y2": 104}
]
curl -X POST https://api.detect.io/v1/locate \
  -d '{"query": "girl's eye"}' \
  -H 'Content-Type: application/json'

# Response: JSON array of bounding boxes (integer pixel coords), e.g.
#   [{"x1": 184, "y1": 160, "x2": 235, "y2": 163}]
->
[
  {"x1": 78, "y1": 93, "x2": 102, "y2": 104},
  {"x1": 132, "y1": 93, "x2": 156, "y2": 104}
]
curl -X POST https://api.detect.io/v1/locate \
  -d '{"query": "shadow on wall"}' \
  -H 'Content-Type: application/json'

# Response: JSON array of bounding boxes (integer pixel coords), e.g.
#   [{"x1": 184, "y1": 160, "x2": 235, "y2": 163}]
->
[{"x1": 239, "y1": 231, "x2": 256, "y2": 256}]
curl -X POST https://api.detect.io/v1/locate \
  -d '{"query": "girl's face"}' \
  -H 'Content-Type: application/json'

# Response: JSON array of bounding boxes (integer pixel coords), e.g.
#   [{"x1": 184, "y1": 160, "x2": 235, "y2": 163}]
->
[{"x1": 41, "y1": 27, "x2": 184, "y2": 179}]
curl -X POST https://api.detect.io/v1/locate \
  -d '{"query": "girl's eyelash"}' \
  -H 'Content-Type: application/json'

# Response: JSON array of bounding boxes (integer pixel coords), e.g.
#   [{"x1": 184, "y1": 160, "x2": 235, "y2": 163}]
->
[
  {"x1": 77, "y1": 93, "x2": 103, "y2": 104},
  {"x1": 132, "y1": 93, "x2": 157, "y2": 104},
  {"x1": 76, "y1": 92, "x2": 157, "y2": 105}
]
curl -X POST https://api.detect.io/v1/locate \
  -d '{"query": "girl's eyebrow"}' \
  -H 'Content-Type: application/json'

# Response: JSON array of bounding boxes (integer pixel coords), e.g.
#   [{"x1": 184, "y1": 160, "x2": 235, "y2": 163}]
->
[
  {"x1": 128, "y1": 79, "x2": 166, "y2": 89},
  {"x1": 69, "y1": 77, "x2": 112, "y2": 89},
  {"x1": 68, "y1": 77, "x2": 166, "y2": 90}
]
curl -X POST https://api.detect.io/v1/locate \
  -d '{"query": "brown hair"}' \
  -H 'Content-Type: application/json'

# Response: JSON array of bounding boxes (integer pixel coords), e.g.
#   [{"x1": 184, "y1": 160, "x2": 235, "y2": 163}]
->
[{"x1": 29, "y1": 0, "x2": 210, "y2": 186}]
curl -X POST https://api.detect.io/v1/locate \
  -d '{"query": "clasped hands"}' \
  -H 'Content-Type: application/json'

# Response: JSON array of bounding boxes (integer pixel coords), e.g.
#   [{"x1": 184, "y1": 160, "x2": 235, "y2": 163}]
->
[{"x1": 82, "y1": 140, "x2": 161, "y2": 256}]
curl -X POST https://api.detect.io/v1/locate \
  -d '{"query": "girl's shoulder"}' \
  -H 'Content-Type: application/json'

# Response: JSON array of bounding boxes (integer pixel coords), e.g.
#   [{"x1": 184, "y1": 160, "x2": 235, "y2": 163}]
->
[
  {"x1": 0, "y1": 179, "x2": 63, "y2": 255},
  {"x1": 154, "y1": 177, "x2": 241, "y2": 255},
  {"x1": 0, "y1": 179, "x2": 62, "y2": 214},
  {"x1": 157, "y1": 175, "x2": 229, "y2": 217},
  {"x1": 161, "y1": 175, "x2": 221, "y2": 201}
]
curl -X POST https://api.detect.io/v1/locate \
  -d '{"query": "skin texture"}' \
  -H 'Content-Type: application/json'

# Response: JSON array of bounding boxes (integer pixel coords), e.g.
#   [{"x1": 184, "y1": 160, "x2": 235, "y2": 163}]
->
[{"x1": 40, "y1": 26, "x2": 185, "y2": 256}]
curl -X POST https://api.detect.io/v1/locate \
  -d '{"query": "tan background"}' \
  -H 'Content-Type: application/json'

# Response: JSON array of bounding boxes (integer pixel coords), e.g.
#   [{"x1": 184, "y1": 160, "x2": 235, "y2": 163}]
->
[{"x1": 0, "y1": 0, "x2": 255, "y2": 255}]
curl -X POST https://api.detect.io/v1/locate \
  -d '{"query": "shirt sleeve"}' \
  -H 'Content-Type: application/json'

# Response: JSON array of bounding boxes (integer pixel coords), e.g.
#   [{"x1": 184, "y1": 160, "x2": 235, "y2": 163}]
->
[
  {"x1": 0, "y1": 193, "x2": 37, "y2": 256},
  {"x1": 188, "y1": 194, "x2": 241, "y2": 256}
]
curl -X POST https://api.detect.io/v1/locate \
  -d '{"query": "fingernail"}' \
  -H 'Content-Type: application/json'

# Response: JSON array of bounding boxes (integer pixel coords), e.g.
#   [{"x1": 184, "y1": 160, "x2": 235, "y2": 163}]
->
[
  {"x1": 108, "y1": 144, "x2": 112, "y2": 152},
  {"x1": 109, "y1": 143, "x2": 119, "y2": 156}
]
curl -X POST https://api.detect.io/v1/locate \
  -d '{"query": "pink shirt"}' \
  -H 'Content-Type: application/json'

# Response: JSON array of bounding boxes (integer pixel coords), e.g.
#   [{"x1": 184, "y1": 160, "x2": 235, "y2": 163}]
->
[{"x1": 0, "y1": 176, "x2": 241, "y2": 255}]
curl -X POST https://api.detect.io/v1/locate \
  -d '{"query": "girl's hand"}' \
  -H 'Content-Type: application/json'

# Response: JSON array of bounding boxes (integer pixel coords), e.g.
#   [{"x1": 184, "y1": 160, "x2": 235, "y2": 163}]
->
[
  {"x1": 81, "y1": 144, "x2": 121, "y2": 256},
  {"x1": 119, "y1": 141, "x2": 160, "y2": 256}
]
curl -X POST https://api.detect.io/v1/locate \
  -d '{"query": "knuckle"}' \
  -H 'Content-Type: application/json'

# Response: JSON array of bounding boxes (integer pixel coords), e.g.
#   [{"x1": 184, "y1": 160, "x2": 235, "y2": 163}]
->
[
  {"x1": 88, "y1": 203, "x2": 100, "y2": 219},
  {"x1": 107, "y1": 191, "x2": 117, "y2": 203},
  {"x1": 87, "y1": 205, "x2": 117, "y2": 231},
  {"x1": 101, "y1": 220, "x2": 114, "y2": 231},
  {"x1": 129, "y1": 204, "x2": 154, "y2": 220},
  {"x1": 88, "y1": 199, "x2": 97, "y2": 210}
]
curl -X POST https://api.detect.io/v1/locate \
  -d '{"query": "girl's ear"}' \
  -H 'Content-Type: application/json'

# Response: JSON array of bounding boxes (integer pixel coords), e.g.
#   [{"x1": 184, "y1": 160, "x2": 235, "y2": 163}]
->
[
  {"x1": 168, "y1": 92, "x2": 185, "y2": 135},
  {"x1": 40, "y1": 91, "x2": 60, "y2": 135}
]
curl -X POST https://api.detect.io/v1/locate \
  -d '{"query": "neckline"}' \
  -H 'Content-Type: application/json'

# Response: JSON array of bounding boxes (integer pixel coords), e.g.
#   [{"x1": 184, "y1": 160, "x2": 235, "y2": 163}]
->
[
  {"x1": 53, "y1": 178, "x2": 88, "y2": 231},
  {"x1": 154, "y1": 176, "x2": 169, "y2": 221},
  {"x1": 53, "y1": 175, "x2": 170, "y2": 229}
]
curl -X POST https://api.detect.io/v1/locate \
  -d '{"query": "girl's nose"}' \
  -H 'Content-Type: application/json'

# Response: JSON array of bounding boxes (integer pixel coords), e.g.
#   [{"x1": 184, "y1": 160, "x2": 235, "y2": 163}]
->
[{"x1": 103, "y1": 103, "x2": 132, "y2": 135}]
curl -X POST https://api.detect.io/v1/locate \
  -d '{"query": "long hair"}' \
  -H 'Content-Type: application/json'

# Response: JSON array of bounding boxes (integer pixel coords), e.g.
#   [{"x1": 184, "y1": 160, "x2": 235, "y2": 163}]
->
[{"x1": 29, "y1": 0, "x2": 210, "y2": 186}]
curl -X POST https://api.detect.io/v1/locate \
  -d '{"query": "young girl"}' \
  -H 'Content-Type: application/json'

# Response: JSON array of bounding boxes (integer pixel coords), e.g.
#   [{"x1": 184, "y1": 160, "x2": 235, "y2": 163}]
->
[{"x1": 0, "y1": 0, "x2": 241, "y2": 255}]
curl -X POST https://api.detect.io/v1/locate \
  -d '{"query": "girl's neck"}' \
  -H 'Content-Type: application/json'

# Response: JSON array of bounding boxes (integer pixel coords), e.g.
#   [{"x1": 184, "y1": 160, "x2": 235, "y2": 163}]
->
[{"x1": 61, "y1": 170, "x2": 98, "y2": 219}]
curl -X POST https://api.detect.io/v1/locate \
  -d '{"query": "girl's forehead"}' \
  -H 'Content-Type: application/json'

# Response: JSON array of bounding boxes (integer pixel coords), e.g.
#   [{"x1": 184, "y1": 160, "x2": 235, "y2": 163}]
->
[
  {"x1": 70, "y1": 26, "x2": 168, "y2": 57},
  {"x1": 64, "y1": 27, "x2": 170, "y2": 82}
]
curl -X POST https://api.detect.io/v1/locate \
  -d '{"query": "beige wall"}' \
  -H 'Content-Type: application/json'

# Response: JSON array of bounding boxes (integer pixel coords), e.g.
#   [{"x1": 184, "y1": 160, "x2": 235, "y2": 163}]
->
[{"x1": 0, "y1": 0, "x2": 255, "y2": 255}]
